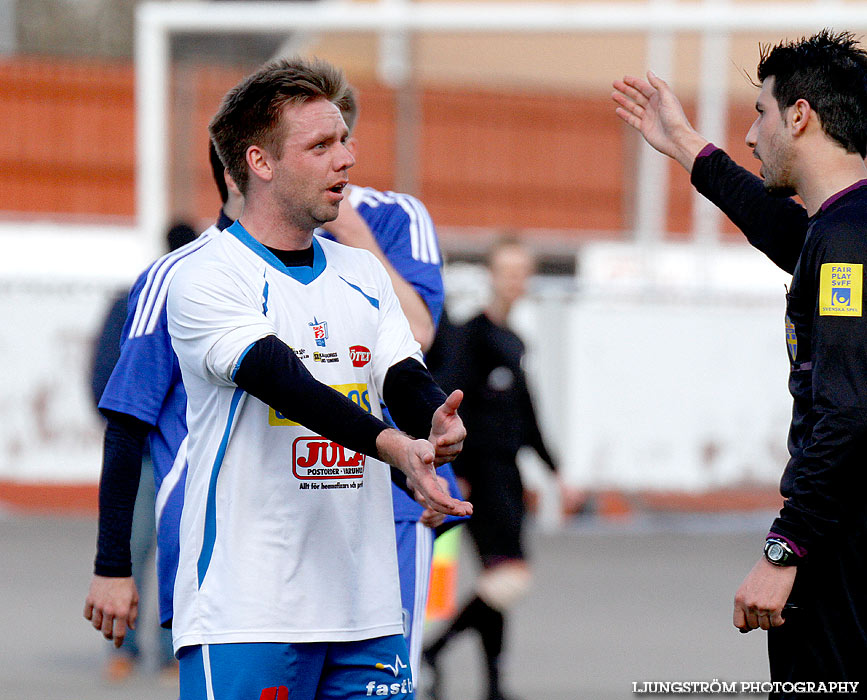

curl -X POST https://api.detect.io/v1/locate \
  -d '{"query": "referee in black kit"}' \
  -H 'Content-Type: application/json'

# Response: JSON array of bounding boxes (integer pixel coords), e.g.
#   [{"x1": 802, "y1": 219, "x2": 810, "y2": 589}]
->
[{"x1": 613, "y1": 30, "x2": 867, "y2": 695}]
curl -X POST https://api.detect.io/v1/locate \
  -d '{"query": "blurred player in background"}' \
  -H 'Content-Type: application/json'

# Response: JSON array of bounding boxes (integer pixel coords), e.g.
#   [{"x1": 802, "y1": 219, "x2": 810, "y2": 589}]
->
[
  {"x1": 87, "y1": 221, "x2": 196, "y2": 681},
  {"x1": 613, "y1": 29, "x2": 867, "y2": 691},
  {"x1": 84, "y1": 150, "x2": 242, "y2": 654},
  {"x1": 167, "y1": 56, "x2": 470, "y2": 700},
  {"x1": 424, "y1": 238, "x2": 580, "y2": 700}
]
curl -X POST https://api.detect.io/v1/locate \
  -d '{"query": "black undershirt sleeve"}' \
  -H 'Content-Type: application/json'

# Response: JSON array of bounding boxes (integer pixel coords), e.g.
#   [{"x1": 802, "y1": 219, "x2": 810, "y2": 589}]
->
[
  {"x1": 233, "y1": 334, "x2": 390, "y2": 458},
  {"x1": 381, "y1": 357, "x2": 449, "y2": 499},
  {"x1": 691, "y1": 148, "x2": 808, "y2": 274},
  {"x1": 521, "y1": 385, "x2": 558, "y2": 473},
  {"x1": 94, "y1": 411, "x2": 151, "y2": 577},
  {"x1": 382, "y1": 357, "x2": 447, "y2": 440}
]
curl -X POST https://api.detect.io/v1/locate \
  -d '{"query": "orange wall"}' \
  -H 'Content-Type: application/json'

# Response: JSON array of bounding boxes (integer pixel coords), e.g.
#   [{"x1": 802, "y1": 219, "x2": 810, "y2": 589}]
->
[
  {"x1": 0, "y1": 57, "x2": 136, "y2": 217},
  {"x1": 0, "y1": 56, "x2": 760, "y2": 240}
]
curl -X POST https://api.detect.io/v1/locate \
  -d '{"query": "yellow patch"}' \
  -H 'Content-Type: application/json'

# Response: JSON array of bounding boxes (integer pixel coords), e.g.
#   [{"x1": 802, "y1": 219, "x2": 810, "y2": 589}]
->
[
  {"x1": 268, "y1": 383, "x2": 371, "y2": 425},
  {"x1": 819, "y1": 263, "x2": 862, "y2": 317}
]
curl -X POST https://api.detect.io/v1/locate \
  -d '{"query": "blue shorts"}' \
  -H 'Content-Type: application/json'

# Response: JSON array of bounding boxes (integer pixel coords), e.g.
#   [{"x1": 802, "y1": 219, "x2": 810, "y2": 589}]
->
[
  {"x1": 178, "y1": 634, "x2": 414, "y2": 700},
  {"x1": 394, "y1": 520, "x2": 433, "y2": 683}
]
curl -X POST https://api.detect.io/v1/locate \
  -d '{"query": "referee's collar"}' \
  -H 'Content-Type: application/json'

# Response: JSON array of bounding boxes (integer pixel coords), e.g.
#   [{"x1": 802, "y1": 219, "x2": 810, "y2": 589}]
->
[{"x1": 227, "y1": 220, "x2": 326, "y2": 284}]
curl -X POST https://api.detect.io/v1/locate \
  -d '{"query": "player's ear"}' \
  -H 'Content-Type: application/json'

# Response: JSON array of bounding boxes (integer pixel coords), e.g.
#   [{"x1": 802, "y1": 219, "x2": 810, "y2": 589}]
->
[
  {"x1": 246, "y1": 144, "x2": 273, "y2": 184},
  {"x1": 346, "y1": 136, "x2": 358, "y2": 158},
  {"x1": 790, "y1": 98, "x2": 812, "y2": 137}
]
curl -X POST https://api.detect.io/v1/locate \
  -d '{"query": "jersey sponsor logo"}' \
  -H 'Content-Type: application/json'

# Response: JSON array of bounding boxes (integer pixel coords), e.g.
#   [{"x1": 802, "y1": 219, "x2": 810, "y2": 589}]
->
[
  {"x1": 309, "y1": 316, "x2": 329, "y2": 347},
  {"x1": 366, "y1": 655, "x2": 412, "y2": 696},
  {"x1": 365, "y1": 679, "x2": 413, "y2": 696},
  {"x1": 260, "y1": 687, "x2": 289, "y2": 700},
  {"x1": 293, "y1": 347, "x2": 310, "y2": 360},
  {"x1": 785, "y1": 315, "x2": 798, "y2": 362},
  {"x1": 819, "y1": 263, "x2": 863, "y2": 316},
  {"x1": 350, "y1": 345, "x2": 372, "y2": 367},
  {"x1": 313, "y1": 351, "x2": 340, "y2": 363},
  {"x1": 292, "y1": 437, "x2": 366, "y2": 481},
  {"x1": 269, "y1": 383, "x2": 371, "y2": 426}
]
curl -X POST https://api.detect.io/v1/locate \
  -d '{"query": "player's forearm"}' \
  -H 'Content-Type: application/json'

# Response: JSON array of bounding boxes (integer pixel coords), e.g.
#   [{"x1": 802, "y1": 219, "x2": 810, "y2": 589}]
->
[
  {"x1": 233, "y1": 334, "x2": 389, "y2": 458},
  {"x1": 94, "y1": 412, "x2": 150, "y2": 577},
  {"x1": 383, "y1": 357, "x2": 447, "y2": 439},
  {"x1": 691, "y1": 147, "x2": 807, "y2": 273},
  {"x1": 522, "y1": 393, "x2": 558, "y2": 472},
  {"x1": 376, "y1": 428, "x2": 414, "y2": 473},
  {"x1": 773, "y1": 404, "x2": 867, "y2": 551},
  {"x1": 670, "y1": 128, "x2": 710, "y2": 174},
  {"x1": 383, "y1": 268, "x2": 436, "y2": 352}
]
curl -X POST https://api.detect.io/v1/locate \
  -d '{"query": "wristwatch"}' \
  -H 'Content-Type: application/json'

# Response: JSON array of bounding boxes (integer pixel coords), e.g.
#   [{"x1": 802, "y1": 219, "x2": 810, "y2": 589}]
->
[{"x1": 763, "y1": 538, "x2": 799, "y2": 566}]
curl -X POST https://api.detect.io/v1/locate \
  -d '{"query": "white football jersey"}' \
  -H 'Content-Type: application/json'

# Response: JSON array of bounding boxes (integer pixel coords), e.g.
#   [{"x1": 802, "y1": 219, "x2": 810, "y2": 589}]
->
[{"x1": 166, "y1": 222, "x2": 421, "y2": 651}]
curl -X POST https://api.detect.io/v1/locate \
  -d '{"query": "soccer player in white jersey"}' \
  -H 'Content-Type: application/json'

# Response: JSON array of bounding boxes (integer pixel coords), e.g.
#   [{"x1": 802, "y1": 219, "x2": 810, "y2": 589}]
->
[{"x1": 166, "y1": 57, "x2": 472, "y2": 700}]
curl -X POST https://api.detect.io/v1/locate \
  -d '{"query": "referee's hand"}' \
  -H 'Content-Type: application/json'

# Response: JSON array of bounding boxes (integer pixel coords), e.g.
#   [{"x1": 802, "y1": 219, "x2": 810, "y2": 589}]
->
[{"x1": 733, "y1": 558, "x2": 796, "y2": 633}]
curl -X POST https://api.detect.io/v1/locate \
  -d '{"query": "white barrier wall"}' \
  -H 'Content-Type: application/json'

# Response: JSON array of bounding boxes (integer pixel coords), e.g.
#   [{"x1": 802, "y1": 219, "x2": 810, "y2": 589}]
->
[
  {"x1": 0, "y1": 223, "x2": 146, "y2": 483},
  {"x1": 0, "y1": 230, "x2": 797, "y2": 492},
  {"x1": 446, "y1": 241, "x2": 795, "y2": 492},
  {"x1": 554, "y1": 296, "x2": 791, "y2": 490},
  {"x1": 0, "y1": 281, "x2": 119, "y2": 482}
]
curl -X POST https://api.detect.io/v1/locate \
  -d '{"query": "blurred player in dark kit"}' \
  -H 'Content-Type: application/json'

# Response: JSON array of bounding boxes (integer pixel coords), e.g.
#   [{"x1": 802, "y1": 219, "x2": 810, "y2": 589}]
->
[
  {"x1": 424, "y1": 238, "x2": 578, "y2": 700},
  {"x1": 614, "y1": 29, "x2": 867, "y2": 693}
]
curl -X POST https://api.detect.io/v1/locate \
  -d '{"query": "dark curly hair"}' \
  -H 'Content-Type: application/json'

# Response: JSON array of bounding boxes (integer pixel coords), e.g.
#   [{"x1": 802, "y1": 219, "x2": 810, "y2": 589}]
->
[{"x1": 757, "y1": 29, "x2": 867, "y2": 157}]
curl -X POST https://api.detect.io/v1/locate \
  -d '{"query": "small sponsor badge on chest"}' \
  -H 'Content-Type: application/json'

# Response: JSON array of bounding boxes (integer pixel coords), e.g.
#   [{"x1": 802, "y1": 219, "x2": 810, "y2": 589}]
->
[{"x1": 819, "y1": 263, "x2": 863, "y2": 316}]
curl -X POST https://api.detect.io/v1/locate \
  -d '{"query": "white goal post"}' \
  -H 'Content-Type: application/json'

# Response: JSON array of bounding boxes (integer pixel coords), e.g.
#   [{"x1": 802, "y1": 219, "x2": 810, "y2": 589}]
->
[{"x1": 136, "y1": 0, "x2": 867, "y2": 259}]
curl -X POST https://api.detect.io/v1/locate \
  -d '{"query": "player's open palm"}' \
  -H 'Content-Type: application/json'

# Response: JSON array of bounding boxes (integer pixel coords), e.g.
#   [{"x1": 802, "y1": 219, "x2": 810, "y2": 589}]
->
[
  {"x1": 377, "y1": 429, "x2": 472, "y2": 517},
  {"x1": 84, "y1": 575, "x2": 139, "y2": 648},
  {"x1": 407, "y1": 444, "x2": 472, "y2": 518},
  {"x1": 612, "y1": 72, "x2": 708, "y2": 171},
  {"x1": 429, "y1": 389, "x2": 466, "y2": 466}
]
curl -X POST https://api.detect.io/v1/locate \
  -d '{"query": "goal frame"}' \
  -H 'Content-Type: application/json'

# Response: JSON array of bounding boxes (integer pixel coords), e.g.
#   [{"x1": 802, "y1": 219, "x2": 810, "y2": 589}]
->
[{"x1": 135, "y1": 0, "x2": 867, "y2": 257}]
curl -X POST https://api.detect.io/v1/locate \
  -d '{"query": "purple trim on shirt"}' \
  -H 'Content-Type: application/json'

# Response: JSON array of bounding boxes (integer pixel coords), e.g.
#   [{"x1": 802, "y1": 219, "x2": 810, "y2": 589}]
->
[
  {"x1": 696, "y1": 143, "x2": 719, "y2": 160},
  {"x1": 767, "y1": 532, "x2": 807, "y2": 559},
  {"x1": 819, "y1": 179, "x2": 867, "y2": 214}
]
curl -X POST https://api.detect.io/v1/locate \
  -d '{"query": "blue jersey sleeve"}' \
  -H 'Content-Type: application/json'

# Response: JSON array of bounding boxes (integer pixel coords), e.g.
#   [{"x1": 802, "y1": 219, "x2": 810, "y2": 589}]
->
[
  {"x1": 355, "y1": 190, "x2": 445, "y2": 325},
  {"x1": 98, "y1": 267, "x2": 181, "y2": 427}
]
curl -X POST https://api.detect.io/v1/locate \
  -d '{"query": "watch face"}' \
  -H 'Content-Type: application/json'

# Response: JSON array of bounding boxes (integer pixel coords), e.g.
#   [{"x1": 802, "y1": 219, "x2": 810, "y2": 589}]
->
[{"x1": 767, "y1": 542, "x2": 784, "y2": 562}]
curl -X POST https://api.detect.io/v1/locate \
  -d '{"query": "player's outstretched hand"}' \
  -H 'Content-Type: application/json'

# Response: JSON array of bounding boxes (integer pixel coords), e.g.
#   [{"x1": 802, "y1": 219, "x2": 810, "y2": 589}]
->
[
  {"x1": 377, "y1": 428, "x2": 472, "y2": 517},
  {"x1": 429, "y1": 390, "x2": 466, "y2": 467},
  {"x1": 611, "y1": 71, "x2": 709, "y2": 173},
  {"x1": 83, "y1": 575, "x2": 139, "y2": 648},
  {"x1": 419, "y1": 476, "x2": 450, "y2": 528}
]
